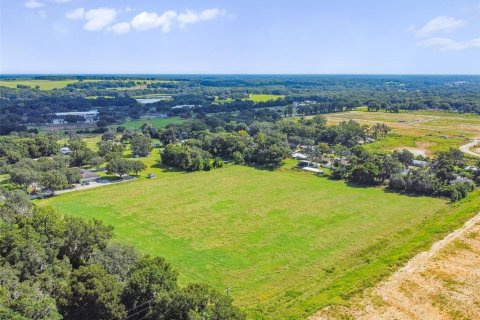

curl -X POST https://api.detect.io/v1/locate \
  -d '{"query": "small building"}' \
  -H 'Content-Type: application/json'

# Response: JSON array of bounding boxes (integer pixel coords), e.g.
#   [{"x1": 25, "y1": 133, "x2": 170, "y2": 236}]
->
[
  {"x1": 147, "y1": 173, "x2": 156, "y2": 179},
  {"x1": 450, "y1": 176, "x2": 474, "y2": 185},
  {"x1": 302, "y1": 167, "x2": 324, "y2": 175},
  {"x1": 465, "y1": 166, "x2": 478, "y2": 172},
  {"x1": 322, "y1": 162, "x2": 333, "y2": 169},
  {"x1": 171, "y1": 104, "x2": 198, "y2": 110},
  {"x1": 291, "y1": 152, "x2": 308, "y2": 160},
  {"x1": 60, "y1": 147, "x2": 72, "y2": 155},
  {"x1": 51, "y1": 110, "x2": 99, "y2": 124},
  {"x1": 79, "y1": 169, "x2": 100, "y2": 184},
  {"x1": 298, "y1": 160, "x2": 320, "y2": 168},
  {"x1": 412, "y1": 160, "x2": 428, "y2": 168}
]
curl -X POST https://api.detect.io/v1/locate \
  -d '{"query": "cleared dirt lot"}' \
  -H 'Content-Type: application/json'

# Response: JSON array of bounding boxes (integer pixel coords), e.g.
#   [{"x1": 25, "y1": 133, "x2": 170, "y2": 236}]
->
[{"x1": 310, "y1": 213, "x2": 480, "y2": 320}]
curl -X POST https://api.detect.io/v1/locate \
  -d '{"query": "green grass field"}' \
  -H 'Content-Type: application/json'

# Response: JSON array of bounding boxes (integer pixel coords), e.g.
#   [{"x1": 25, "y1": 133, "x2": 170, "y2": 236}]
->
[
  {"x1": 37, "y1": 155, "x2": 480, "y2": 319},
  {"x1": 248, "y1": 94, "x2": 285, "y2": 102},
  {"x1": 0, "y1": 79, "x2": 174, "y2": 91},
  {"x1": 214, "y1": 94, "x2": 285, "y2": 104},
  {"x1": 118, "y1": 117, "x2": 185, "y2": 129},
  {"x1": 0, "y1": 79, "x2": 79, "y2": 90},
  {"x1": 324, "y1": 110, "x2": 480, "y2": 157}
]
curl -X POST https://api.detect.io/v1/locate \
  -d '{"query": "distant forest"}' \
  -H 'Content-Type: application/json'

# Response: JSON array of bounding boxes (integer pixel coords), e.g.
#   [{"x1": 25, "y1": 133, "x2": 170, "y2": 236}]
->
[{"x1": 1, "y1": 75, "x2": 480, "y2": 135}]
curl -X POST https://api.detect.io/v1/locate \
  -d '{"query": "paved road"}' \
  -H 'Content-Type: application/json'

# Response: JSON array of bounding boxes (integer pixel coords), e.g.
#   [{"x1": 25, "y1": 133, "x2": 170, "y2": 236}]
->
[
  {"x1": 55, "y1": 176, "x2": 137, "y2": 195},
  {"x1": 459, "y1": 139, "x2": 480, "y2": 158}
]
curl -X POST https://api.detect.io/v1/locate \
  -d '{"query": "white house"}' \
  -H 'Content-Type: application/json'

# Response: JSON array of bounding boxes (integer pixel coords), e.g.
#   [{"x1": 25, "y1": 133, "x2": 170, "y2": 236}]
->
[
  {"x1": 51, "y1": 110, "x2": 99, "y2": 124},
  {"x1": 302, "y1": 167, "x2": 324, "y2": 175},
  {"x1": 60, "y1": 147, "x2": 72, "y2": 155},
  {"x1": 291, "y1": 152, "x2": 308, "y2": 160},
  {"x1": 412, "y1": 160, "x2": 428, "y2": 168}
]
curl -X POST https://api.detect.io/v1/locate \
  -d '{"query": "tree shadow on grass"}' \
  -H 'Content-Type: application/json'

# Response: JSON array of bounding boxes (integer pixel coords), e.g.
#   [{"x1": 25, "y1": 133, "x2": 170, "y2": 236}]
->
[
  {"x1": 149, "y1": 163, "x2": 185, "y2": 173},
  {"x1": 248, "y1": 164, "x2": 279, "y2": 172},
  {"x1": 345, "y1": 181, "x2": 370, "y2": 189}
]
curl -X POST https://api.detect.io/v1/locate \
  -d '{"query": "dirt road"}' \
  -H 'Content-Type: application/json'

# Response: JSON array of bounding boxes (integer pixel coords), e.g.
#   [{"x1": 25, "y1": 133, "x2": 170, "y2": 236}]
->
[{"x1": 459, "y1": 139, "x2": 480, "y2": 158}]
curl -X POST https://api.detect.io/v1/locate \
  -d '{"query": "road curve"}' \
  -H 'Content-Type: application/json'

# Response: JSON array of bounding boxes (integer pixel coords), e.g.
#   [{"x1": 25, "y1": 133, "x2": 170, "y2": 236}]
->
[{"x1": 459, "y1": 139, "x2": 480, "y2": 158}]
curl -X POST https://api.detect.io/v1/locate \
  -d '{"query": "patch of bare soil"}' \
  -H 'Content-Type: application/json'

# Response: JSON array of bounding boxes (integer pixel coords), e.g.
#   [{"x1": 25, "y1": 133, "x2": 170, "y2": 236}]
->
[
  {"x1": 394, "y1": 146, "x2": 429, "y2": 157},
  {"x1": 309, "y1": 214, "x2": 480, "y2": 320}
]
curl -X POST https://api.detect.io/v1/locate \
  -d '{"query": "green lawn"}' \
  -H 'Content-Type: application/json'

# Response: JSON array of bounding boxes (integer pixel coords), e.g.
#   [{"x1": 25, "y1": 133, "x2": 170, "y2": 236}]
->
[
  {"x1": 37, "y1": 157, "x2": 480, "y2": 319},
  {"x1": 118, "y1": 117, "x2": 184, "y2": 129}
]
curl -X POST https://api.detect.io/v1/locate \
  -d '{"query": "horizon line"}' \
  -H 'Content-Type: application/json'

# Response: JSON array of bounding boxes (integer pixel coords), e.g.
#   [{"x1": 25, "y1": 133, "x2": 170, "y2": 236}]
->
[{"x1": 1, "y1": 73, "x2": 480, "y2": 77}]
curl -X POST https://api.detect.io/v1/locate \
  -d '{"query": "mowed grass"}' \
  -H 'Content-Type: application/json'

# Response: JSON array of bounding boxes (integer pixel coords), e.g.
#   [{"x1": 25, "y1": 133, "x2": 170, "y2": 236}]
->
[
  {"x1": 0, "y1": 79, "x2": 79, "y2": 90},
  {"x1": 118, "y1": 117, "x2": 184, "y2": 129},
  {"x1": 37, "y1": 160, "x2": 480, "y2": 319}
]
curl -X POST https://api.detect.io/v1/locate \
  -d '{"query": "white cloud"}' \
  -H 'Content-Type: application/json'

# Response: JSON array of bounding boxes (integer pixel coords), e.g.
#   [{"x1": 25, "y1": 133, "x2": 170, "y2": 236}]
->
[
  {"x1": 418, "y1": 37, "x2": 480, "y2": 51},
  {"x1": 66, "y1": 8, "x2": 85, "y2": 20},
  {"x1": 83, "y1": 8, "x2": 117, "y2": 31},
  {"x1": 177, "y1": 8, "x2": 226, "y2": 28},
  {"x1": 52, "y1": 0, "x2": 71, "y2": 3},
  {"x1": 131, "y1": 11, "x2": 177, "y2": 32},
  {"x1": 38, "y1": 10, "x2": 47, "y2": 18},
  {"x1": 131, "y1": 8, "x2": 225, "y2": 33},
  {"x1": 109, "y1": 22, "x2": 131, "y2": 35},
  {"x1": 414, "y1": 16, "x2": 466, "y2": 36},
  {"x1": 24, "y1": 0, "x2": 45, "y2": 9},
  {"x1": 65, "y1": 7, "x2": 225, "y2": 34}
]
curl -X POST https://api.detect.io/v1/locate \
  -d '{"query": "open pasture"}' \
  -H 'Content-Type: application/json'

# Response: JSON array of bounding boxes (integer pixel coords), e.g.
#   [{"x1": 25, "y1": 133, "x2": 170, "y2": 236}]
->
[
  {"x1": 324, "y1": 111, "x2": 480, "y2": 156},
  {"x1": 37, "y1": 159, "x2": 480, "y2": 319},
  {"x1": 118, "y1": 117, "x2": 184, "y2": 129},
  {"x1": 248, "y1": 94, "x2": 285, "y2": 102},
  {"x1": 0, "y1": 79, "x2": 79, "y2": 90}
]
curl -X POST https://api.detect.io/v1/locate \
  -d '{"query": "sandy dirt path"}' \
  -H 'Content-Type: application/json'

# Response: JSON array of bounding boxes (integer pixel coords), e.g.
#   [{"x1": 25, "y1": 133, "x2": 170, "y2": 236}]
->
[
  {"x1": 310, "y1": 213, "x2": 480, "y2": 320},
  {"x1": 459, "y1": 139, "x2": 480, "y2": 158}
]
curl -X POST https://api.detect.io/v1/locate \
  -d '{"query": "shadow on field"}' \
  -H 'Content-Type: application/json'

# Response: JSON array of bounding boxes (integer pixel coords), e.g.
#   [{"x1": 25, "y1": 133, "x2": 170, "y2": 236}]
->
[
  {"x1": 249, "y1": 164, "x2": 277, "y2": 172},
  {"x1": 150, "y1": 163, "x2": 185, "y2": 173},
  {"x1": 345, "y1": 181, "x2": 370, "y2": 189}
]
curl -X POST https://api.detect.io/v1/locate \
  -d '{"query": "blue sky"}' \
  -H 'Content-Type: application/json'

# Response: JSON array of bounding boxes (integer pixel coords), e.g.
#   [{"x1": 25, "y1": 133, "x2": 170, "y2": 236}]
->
[{"x1": 1, "y1": 0, "x2": 479, "y2": 74}]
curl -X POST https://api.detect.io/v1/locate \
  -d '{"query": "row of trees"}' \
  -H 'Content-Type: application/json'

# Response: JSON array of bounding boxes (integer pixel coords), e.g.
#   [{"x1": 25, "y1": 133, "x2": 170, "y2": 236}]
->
[
  {"x1": 331, "y1": 147, "x2": 477, "y2": 201},
  {"x1": 0, "y1": 190, "x2": 244, "y2": 320},
  {"x1": 106, "y1": 157, "x2": 146, "y2": 176},
  {"x1": 0, "y1": 134, "x2": 59, "y2": 164},
  {"x1": 155, "y1": 114, "x2": 384, "y2": 171},
  {"x1": 5, "y1": 157, "x2": 80, "y2": 194},
  {"x1": 2, "y1": 75, "x2": 480, "y2": 135}
]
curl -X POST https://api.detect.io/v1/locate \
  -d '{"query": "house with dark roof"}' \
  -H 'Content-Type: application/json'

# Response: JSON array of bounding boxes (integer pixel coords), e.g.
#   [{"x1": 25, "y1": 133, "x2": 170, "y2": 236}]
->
[{"x1": 79, "y1": 169, "x2": 100, "y2": 184}]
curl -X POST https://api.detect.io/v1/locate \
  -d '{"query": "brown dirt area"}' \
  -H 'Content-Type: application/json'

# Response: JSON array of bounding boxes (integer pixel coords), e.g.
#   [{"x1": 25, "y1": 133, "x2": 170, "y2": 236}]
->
[
  {"x1": 394, "y1": 142, "x2": 435, "y2": 157},
  {"x1": 309, "y1": 214, "x2": 480, "y2": 320}
]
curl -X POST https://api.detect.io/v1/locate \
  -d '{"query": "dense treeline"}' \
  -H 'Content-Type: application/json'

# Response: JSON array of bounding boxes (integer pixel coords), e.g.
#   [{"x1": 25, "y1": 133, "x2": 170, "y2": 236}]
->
[
  {"x1": 66, "y1": 80, "x2": 137, "y2": 89},
  {"x1": 0, "y1": 134, "x2": 59, "y2": 164},
  {"x1": 156, "y1": 114, "x2": 375, "y2": 170},
  {"x1": 1, "y1": 75, "x2": 480, "y2": 135},
  {"x1": 0, "y1": 190, "x2": 244, "y2": 320},
  {"x1": 331, "y1": 147, "x2": 479, "y2": 201}
]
